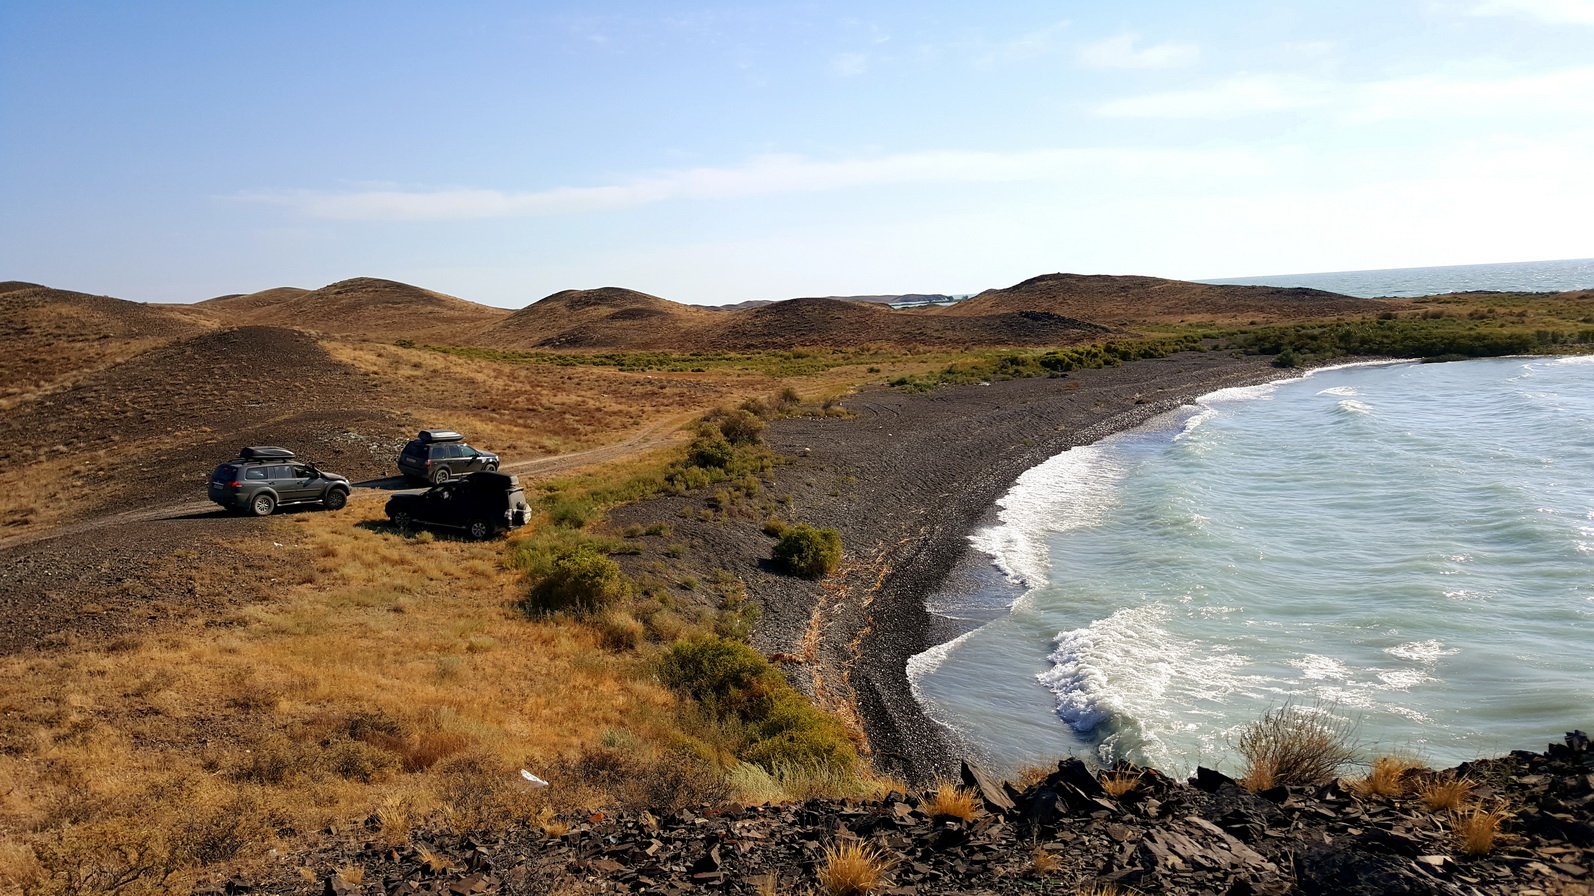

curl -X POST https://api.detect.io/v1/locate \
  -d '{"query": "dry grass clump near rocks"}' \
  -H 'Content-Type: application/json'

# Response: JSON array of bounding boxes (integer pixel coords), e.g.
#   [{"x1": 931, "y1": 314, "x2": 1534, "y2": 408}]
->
[
  {"x1": 1099, "y1": 768, "x2": 1143, "y2": 799},
  {"x1": 1234, "y1": 703, "x2": 1360, "y2": 791},
  {"x1": 1417, "y1": 772, "x2": 1477, "y2": 811},
  {"x1": 817, "y1": 841, "x2": 894, "y2": 896},
  {"x1": 1452, "y1": 802, "x2": 1513, "y2": 855},
  {"x1": 1348, "y1": 754, "x2": 1425, "y2": 798},
  {"x1": 924, "y1": 782, "x2": 981, "y2": 821}
]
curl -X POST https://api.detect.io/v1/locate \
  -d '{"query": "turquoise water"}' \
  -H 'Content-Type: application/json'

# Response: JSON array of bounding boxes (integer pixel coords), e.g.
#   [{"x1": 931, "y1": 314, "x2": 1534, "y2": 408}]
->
[
  {"x1": 910, "y1": 357, "x2": 1594, "y2": 776},
  {"x1": 1200, "y1": 257, "x2": 1594, "y2": 298}
]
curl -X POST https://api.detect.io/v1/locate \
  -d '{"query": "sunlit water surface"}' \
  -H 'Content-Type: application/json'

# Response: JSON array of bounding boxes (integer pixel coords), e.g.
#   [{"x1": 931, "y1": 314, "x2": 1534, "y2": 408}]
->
[{"x1": 910, "y1": 357, "x2": 1594, "y2": 775}]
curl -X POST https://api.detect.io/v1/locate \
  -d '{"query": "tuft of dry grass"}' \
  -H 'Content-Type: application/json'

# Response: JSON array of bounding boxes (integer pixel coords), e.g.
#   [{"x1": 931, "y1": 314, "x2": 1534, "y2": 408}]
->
[
  {"x1": 1348, "y1": 755, "x2": 1424, "y2": 798},
  {"x1": 1416, "y1": 774, "x2": 1476, "y2": 812},
  {"x1": 817, "y1": 841, "x2": 893, "y2": 896},
  {"x1": 924, "y1": 782, "x2": 980, "y2": 821},
  {"x1": 1029, "y1": 847, "x2": 1062, "y2": 875},
  {"x1": 1235, "y1": 703, "x2": 1359, "y2": 791},
  {"x1": 1453, "y1": 804, "x2": 1511, "y2": 855},
  {"x1": 1099, "y1": 770, "x2": 1143, "y2": 799}
]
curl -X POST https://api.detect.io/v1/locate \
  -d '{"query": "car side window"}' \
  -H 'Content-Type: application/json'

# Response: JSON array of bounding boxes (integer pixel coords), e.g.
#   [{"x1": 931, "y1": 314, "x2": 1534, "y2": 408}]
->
[
  {"x1": 245, "y1": 467, "x2": 268, "y2": 481},
  {"x1": 291, "y1": 464, "x2": 311, "y2": 477},
  {"x1": 267, "y1": 465, "x2": 292, "y2": 480},
  {"x1": 458, "y1": 444, "x2": 476, "y2": 457}
]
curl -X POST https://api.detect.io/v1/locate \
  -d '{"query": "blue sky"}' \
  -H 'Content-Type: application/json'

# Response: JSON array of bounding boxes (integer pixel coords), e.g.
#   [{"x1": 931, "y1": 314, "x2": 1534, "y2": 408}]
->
[{"x1": 2, "y1": 1, "x2": 1591, "y2": 307}]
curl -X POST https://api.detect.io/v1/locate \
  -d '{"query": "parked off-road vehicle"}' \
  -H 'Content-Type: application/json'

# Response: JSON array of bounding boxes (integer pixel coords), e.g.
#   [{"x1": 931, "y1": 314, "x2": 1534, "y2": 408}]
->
[
  {"x1": 397, "y1": 429, "x2": 500, "y2": 483},
  {"x1": 209, "y1": 447, "x2": 351, "y2": 516},
  {"x1": 385, "y1": 470, "x2": 532, "y2": 540}
]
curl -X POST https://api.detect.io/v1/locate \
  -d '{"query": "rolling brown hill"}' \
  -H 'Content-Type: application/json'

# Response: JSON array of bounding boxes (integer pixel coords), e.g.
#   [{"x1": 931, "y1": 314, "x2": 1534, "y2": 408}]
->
[
  {"x1": 0, "y1": 283, "x2": 216, "y2": 408},
  {"x1": 197, "y1": 277, "x2": 509, "y2": 343},
  {"x1": 480, "y1": 286, "x2": 720, "y2": 349},
  {"x1": 705, "y1": 297, "x2": 1116, "y2": 350},
  {"x1": 941, "y1": 273, "x2": 1406, "y2": 325}
]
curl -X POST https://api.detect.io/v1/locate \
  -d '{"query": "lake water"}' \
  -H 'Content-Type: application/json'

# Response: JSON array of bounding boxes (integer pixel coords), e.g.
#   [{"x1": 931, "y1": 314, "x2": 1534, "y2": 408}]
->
[
  {"x1": 1200, "y1": 256, "x2": 1594, "y2": 298},
  {"x1": 910, "y1": 356, "x2": 1594, "y2": 776}
]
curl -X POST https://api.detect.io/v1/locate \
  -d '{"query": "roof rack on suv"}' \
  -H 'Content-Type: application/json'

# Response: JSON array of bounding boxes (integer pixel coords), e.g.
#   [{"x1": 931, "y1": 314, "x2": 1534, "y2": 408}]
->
[
  {"x1": 240, "y1": 446, "x2": 296, "y2": 459},
  {"x1": 417, "y1": 430, "x2": 463, "y2": 443}
]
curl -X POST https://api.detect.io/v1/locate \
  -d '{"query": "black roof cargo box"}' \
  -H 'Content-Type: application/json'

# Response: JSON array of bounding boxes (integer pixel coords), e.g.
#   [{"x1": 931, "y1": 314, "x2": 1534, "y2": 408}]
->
[
  {"x1": 418, "y1": 430, "x2": 463, "y2": 443},
  {"x1": 241, "y1": 446, "x2": 295, "y2": 459}
]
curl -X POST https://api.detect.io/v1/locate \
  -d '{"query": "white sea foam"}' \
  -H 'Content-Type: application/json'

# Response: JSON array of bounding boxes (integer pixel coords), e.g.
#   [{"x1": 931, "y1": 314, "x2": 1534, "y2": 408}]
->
[
  {"x1": 1335, "y1": 399, "x2": 1373, "y2": 415},
  {"x1": 1386, "y1": 640, "x2": 1460, "y2": 662},
  {"x1": 1290, "y1": 655, "x2": 1351, "y2": 680},
  {"x1": 1317, "y1": 385, "x2": 1359, "y2": 397},
  {"x1": 968, "y1": 443, "x2": 1126, "y2": 589}
]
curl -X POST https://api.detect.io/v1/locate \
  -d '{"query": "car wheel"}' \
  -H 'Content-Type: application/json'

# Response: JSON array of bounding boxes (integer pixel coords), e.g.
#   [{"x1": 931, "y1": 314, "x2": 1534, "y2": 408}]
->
[
  {"x1": 429, "y1": 466, "x2": 451, "y2": 484},
  {"x1": 322, "y1": 488, "x2": 348, "y2": 511},
  {"x1": 485, "y1": 462, "x2": 499, "y2": 472},
  {"x1": 467, "y1": 519, "x2": 492, "y2": 540},
  {"x1": 250, "y1": 493, "x2": 277, "y2": 517},
  {"x1": 390, "y1": 510, "x2": 412, "y2": 532}
]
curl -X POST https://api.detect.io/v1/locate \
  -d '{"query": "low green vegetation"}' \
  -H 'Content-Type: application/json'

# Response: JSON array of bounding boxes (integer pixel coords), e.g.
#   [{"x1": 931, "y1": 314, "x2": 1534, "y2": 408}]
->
[
  {"x1": 770, "y1": 522, "x2": 844, "y2": 579},
  {"x1": 1221, "y1": 314, "x2": 1594, "y2": 364},
  {"x1": 888, "y1": 335, "x2": 1207, "y2": 391},
  {"x1": 658, "y1": 636, "x2": 858, "y2": 771}
]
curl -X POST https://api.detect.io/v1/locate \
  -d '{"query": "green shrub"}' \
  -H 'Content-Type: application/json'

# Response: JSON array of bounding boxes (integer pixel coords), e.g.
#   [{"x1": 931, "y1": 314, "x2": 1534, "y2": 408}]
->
[
  {"x1": 543, "y1": 492, "x2": 595, "y2": 528},
  {"x1": 522, "y1": 547, "x2": 633, "y2": 616},
  {"x1": 716, "y1": 409, "x2": 767, "y2": 445},
  {"x1": 687, "y1": 433, "x2": 735, "y2": 469},
  {"x1": 773, "y1": 524, "x2": 843, "y2": 579},
  {"x1": 658, "y1": 636, "x2": 777, "y2": 716}
]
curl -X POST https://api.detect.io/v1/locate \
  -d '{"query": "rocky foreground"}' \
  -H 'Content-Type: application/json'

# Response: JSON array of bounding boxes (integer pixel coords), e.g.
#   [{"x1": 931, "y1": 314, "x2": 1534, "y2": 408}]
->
[{"x1": 212, "y1": 733, "x2": 1591, "y2": 896}]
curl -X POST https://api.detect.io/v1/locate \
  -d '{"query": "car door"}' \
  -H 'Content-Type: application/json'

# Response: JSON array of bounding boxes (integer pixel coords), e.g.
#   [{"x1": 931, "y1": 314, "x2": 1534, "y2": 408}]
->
[
  {"x1": 418, "y1": 482, "x2": 460, "y2": 526},
  {"x1": 455, "y1": 443, "x2": 484, "y2": 474}
]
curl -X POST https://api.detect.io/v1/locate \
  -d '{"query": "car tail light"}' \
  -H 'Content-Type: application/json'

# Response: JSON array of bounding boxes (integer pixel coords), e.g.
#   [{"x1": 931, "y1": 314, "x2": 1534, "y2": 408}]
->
[
  {"x1": 229, "y1": 481, "x2": 241, "y2": 488},
  {"x1": 424, "y1": 459, "x2": 432, "y2": 468}
]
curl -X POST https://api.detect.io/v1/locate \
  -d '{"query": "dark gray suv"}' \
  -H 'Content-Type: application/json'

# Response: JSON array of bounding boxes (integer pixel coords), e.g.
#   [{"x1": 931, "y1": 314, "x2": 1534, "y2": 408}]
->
[
  {"x1": 397, "y1": 430, "x2": 500, "y2": 483},
  {"x1": 209, "y1": 447, "x2": 351, "y2": 516}
]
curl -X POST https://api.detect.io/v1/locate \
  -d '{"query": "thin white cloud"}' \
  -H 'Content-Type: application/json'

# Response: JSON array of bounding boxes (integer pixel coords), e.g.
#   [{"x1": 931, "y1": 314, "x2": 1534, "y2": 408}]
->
[
  {"x1": 974, "y1": 20, "x2": 1071, "y2": 66},
  {"x1": 1096, "y1": 66, "x2": 1594, "y2": 120},
  {"x1": 830, "y1": 52, "x2": 869, "y2": 77},
  {"x1": 1096, "y1": 74, "x2": 1333, "y2": 118},
  {"x1": 1077, "y1": 33, "x2": 1199, "y2": 70},
  {"x1": 237, "y1": 146, "x2": 1259, "y2": 222},
  {"x1": 1467, "y1": 0, "x2": 1594, "y2": 24}
]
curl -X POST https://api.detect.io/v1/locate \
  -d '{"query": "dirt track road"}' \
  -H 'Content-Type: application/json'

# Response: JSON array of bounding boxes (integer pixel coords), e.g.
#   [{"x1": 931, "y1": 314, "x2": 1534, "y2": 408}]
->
[{"x1": 0, "y1": 417, "x2": 690, "y2": 655}]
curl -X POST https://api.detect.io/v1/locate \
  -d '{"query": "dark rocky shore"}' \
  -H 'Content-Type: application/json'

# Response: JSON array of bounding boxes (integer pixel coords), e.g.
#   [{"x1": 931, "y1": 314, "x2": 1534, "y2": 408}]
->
[
  {"x1": 671, "y1": 351, "x2": 1300, "y2": 782},
  {"x1": 215, "y1": 732, "x2": 1591, "y2": 895}
]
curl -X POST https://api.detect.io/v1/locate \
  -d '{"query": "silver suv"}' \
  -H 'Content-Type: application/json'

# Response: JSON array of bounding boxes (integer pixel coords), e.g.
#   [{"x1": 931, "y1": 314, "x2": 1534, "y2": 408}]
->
[{"x1": 209, "y1": 447, "x2": 351, "y2": 516}]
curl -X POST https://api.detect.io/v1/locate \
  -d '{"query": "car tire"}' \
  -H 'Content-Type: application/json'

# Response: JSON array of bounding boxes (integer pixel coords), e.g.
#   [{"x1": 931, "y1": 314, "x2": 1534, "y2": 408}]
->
[
  {"x1": 429, "y1": 466, "x2": 451, "y2": 484},
  {"x1": 485, "y1": 462, "x2": 499, "y2": 472},
  {"x1": 250, "y1": 493, "x2": 277, "y2": 517},
  {"x1": 467, "y1": 519, "x2": 492, "y2": 541},
  {"x1": 322, "y1": 488, "x2": 349, "y2": 511},
  {"x1": 391, "y1": 510, "x2": 412, "y2": 532}
]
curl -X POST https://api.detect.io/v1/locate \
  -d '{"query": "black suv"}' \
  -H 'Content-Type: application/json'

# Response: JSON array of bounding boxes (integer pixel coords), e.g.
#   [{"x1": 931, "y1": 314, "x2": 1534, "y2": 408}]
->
[
  {"x1": 385, "y1": 471, "x2": 532, "y2": 540},
  {"x1": 397, "y1": 430, "x2": 500, "y2": 483},
  {"x1": 209, "y1": 447, "x2": 351, "y2": 516}
]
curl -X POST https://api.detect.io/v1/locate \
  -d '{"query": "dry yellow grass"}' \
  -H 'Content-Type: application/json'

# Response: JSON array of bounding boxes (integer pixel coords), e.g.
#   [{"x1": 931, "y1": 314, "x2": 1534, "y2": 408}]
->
[
  {"x1": 1453, "y1": 804, "x2": 1511, "y2": 855},
  {"x1": 1348, "y1": 755, "x2": 1425, "y2": 799},
  {"x1": 1099, "y1": 770, "x2": 1143, "y2": 799},
  {"x1": 1417, "y1": 774, "x2": 1476, "y2": 812},
  {"x1": 924, "y1": 782, "x2": 980, "y2": 821},
  {"x1": 1235, "y1": 704, "x2": 1358, "y2": 791},
  {"x1": 817, "y1": 841, "x2": 893, "y2": 896},
  {"x1": 0, "y1": 510, "x2": 684, "y2": 893},
  {"x1": 1029, "y1": 846, "x2": 1062, "y2": 874}
]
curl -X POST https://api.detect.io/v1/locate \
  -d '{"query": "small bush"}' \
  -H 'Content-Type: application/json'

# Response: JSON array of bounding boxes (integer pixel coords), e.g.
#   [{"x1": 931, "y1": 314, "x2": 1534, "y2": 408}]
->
[
  {"x1": 773, "y1": 524, "x2": 843, "y2": 579},
  {"x1": 818, "y1": 841, "x2": 893, "y2": 896},
  {"x1": 1235, "y1": 704, "x2": 1358, "y2": 790},
  {"x1": 594, "y1": 610, "x2": 644, "y2": 651},
  {"x1": 522, "y1": 547, "x2": 633, "y2": 616},
  {"x1": 1099, "y1": 770, "x2": 1142, "y2": 799},
  {"x1": 544, "y1": 493, "x2": 595, "y2": 529},
  {"x1": 716, "y1": 408, "x2": 767, "y2": 445},
  {"x1": 688, "y1": 433, "x2": 735, "y2": 469}
]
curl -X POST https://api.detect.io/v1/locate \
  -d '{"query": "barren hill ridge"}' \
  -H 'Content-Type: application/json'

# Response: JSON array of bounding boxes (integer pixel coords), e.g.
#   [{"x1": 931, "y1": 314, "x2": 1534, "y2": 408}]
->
[
  {"x1": 481, "y1": 286, "x2": 721, "y2": 349},
  {"x1": 198, "y1": 276, "x2": 509, "y2": 342},
  {"x1": 945, "y1": 272, "x2": 1397, "y2": 324}
]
